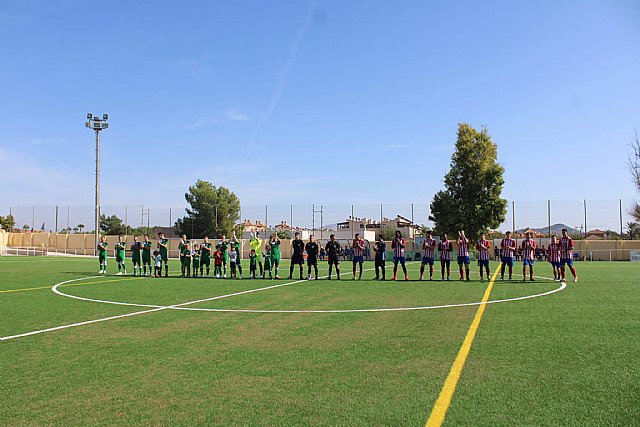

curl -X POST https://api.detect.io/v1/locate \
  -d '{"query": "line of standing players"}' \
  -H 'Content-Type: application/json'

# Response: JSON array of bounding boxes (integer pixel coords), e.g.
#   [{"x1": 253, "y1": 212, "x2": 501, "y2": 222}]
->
[{"x1": 97, "y1": 228, "x2": 578, "y2": 283}]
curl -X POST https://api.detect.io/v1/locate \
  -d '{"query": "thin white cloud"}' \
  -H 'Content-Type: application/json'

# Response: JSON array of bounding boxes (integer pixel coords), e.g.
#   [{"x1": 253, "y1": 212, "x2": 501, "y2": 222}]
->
[{"x1": 224, "y1": 109, "x2": 250, "y2": 122}]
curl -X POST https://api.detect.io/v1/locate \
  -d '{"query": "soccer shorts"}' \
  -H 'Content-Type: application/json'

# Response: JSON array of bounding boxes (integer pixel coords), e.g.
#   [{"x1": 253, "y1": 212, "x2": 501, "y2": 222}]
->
[
  {"x1": 523, "y1": 259, "x2": 534, "y2": 266},
  {"x1": 132, "y1": 255, "x2": 141, "y2": 265},
  {"x1": 181, "y1": 257, "x2": 191, "y2": 267},
  {"x1": 160, "y1": 252, "x2": 168, "y2": 262},
  {"x1": 142, "y1": 254, "x2": 151, "y2": 264},
  {"x1": 99, "y1": 253, "x2": 107, "y2": 263},
  {"x1": 551, "y1": 261, "x2": 560, "y2": 268},
  {"x1": 501, "y1": 256, "x2": 514, "y2": 267},
  {"x1": 440, "y1": 258, "x2": 451, "y2": 267},
  {"x1": 116, "y1": 254, "x2": 125, "y2": 264},
  {"x1": 560, "y1": 258, "x2": 573, "y2": 267},
  {"x1": 422, "y1": 256, "x2": 434, "y2": 266},
  {"x1": 353, "y1": 255, "x2": 363, "y2": 263},
  {"x1": 328, "y1": 254, "x2": 339, "y2": 265},
  {"x1": 200, "y1": 257, "x2": 211, "y2": 267},
  {"x1": 291, "y1": 254, "x2": 304, "y2": 265},
  {"x1": 457, "y1": 255, "x2": 470, "y2": 265},
  {"x1": 375, "y1": 257, "x2": 385, "y2": 267},
  {"x1": 193, "y1": 260, "x2": 200, "y2": 269},
  {"x1": 307, "y1": 256, "x2": 317, "y2": 266},
  {"x1": 477, "y1": 259, "x2": 489, "y2": 267},
  {"x1": 393, "y1": 256, "x2": 405, "y2": 264}
]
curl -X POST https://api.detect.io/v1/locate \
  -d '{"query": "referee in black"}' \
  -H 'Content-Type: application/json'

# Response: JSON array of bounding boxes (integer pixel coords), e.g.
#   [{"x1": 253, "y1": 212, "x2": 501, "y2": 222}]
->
[
  {"x1": 305, "y1": 235, "x2": 320, "y2": 280},
  {"x1": 325, "y1": 234, "x2": 341, "y2": 280},
  {"x1": 374, "y1": 236, "x2": 386, "y2": 280},
  {"x1": 289, "y1": 232, "x2": 305, "y2": 280}
]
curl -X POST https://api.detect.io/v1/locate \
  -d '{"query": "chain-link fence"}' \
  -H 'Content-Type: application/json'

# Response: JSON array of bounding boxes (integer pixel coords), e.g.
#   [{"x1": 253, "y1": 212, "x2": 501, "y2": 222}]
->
[{"x1": 3, "y1": 199, "x2": 637, "y2": 237}]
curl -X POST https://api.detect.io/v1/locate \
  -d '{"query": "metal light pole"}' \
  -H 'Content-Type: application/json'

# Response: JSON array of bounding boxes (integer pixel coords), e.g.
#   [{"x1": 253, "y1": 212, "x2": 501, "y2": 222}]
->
[{"x1": 85, "y1": 113, "x2": 108, "y2": 255}]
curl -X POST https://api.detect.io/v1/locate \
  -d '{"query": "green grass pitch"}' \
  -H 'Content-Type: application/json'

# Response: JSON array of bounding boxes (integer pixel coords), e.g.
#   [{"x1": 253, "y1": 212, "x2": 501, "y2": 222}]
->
[{"x1": 1, "y1": 256, "x2": 638, "y2": 426}]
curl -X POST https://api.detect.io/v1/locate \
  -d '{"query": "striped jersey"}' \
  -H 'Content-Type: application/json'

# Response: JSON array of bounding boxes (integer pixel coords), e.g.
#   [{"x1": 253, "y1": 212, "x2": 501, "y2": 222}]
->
[
  {"x1": 560, "y1": 236, "x2": 574, "y2": 259},
  {"x1": 422, "y1": 238, "x2": 437, "y2": 258},
  {"x1": 547, "y1": 242, "x2": 561, "y2": 263},
  {"x1": 475, "y1": 239, "x2": 491, "y2": 261},
  {"x1": 392, "y1": 237, "x2": 405, "y2": 258},
  {"x1": 501, "y1": 238, "x2": 516, "y2": 258},
  {"x1": 352, "y1": 239, "x2": 365, "y2": 257},
  {"x1": 521, "y1": 239, "x2": 536, "y2": 261},
  {"x1": 457, "y1": 237, "x2": 470, "y2": 257},
  {"x1": 438, "y1": 240, "x2": 453, "y2": 261}
]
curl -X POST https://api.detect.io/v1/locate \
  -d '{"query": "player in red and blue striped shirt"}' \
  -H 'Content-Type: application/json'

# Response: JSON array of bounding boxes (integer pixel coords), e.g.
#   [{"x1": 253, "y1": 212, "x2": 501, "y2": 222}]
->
[
  {"x1": 475, "y1": 232, "x2": 491, "y2": 281},
  {"x1": 547, "y1": 235, "x2": 562, "y2": 281},
  {"x1": 438, "y1": 233, "x2": 453, "y2": 281},
  {"x1": 521, "y1": 231, "x2": 537, "y2": 282},
  {"x1": 560, "y1": 228, "x2": 578, "y2": 283},
  {"x1": 391, "y1": 231, "x2": 408, "y2": 281},
  {"x1": 500, "y1": 231, "x2": 517, "y2": 280},
  {"x1": 420, "y1": 230, "x2": 437, "y2": 280},
  {"x1": 457, "y1": 230, "x2": 471, "y2": 281},
  {"x1": 352, "y1": 234, "x2": 365, "y2": 280}
]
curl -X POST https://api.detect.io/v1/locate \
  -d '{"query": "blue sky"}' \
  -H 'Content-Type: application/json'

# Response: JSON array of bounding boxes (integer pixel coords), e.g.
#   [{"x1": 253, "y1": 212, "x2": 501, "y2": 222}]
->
[{"x1": 1, "y1": 0, "x2": 639, "y2": 228}]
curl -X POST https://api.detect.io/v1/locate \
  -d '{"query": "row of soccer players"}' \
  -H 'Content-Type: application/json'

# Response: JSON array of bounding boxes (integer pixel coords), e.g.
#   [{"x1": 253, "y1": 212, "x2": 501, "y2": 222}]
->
[{"x1": 416, "y1": 229, "x2": 578, "y2": 283}]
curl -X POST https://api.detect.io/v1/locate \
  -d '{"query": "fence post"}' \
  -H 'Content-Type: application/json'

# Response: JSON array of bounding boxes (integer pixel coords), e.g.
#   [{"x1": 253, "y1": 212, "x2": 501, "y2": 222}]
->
[
  {"x1": 512, "y1": 201, "x2": 516, "y2": 232},
  {"x1": 547, "y1": 200, "x2": 551, "y2": 237},
  {"x1": 351, "y1": 205, "x2": 354, "y2": 239},
  {"x1": 32, "y1": 205, "x2": 35, "y2": 230},
  {"x1": 583, "y1": 200, "x2": 587, "y2": 238}
]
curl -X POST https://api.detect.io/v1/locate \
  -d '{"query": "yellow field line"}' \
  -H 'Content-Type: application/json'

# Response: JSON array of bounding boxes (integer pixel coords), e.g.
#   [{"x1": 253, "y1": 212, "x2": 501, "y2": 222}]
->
[
  {"x1": 425, "y1": 266, "x2": 501, "y2": 427},
  {"x1": 0, "y1": 277, "x2": 137, "y2": 293}
]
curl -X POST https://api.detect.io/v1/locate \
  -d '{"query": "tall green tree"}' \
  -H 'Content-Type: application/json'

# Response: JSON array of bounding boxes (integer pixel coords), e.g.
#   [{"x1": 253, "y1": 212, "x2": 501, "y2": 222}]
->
[
  {"x1": 175, "y1": 180, "x2": 241, "y2": 239},
  {"x1": 0, "y1": 214, "x2": 15, "y2": 231},
  {"x1": 429, "y1": 123, "x2": 507, "y2": 240}
]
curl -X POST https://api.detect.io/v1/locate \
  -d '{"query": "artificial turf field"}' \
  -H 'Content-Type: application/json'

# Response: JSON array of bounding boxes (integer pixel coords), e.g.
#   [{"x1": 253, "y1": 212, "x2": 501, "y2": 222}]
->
[{"x1": 0, "y1": 257, "x2": 638, "y2": 426}]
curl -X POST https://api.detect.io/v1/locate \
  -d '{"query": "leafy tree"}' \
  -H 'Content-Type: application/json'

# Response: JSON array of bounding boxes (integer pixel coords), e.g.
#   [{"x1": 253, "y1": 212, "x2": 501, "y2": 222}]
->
[
  {"x1": 99, "y1": 214, "x2": 127, "y2": 235},
  {"x1": 626, "y1": 222, "x2": 640, "y2": 240},
  {"x1": 175, "y1": 180, "x2": 241, "y2": 239},
  {"x1": 429, "y1": 123, "x2": 507, "y2": 240},
  {"x1": 415, "y1": 224, "x2": 432, "y2": 237},
  {"x1": 22, "y1": 224, "x2": 30, "y2": 231},
  {"x1": 77, "y1": 224, "x2": 85, "y2": 233},
  {"x1": 629, "y1": 131, "x2": 640, "y2": 222},
  {"x1": 0, "y1": 215, "x2": 15, "y2": 231}
]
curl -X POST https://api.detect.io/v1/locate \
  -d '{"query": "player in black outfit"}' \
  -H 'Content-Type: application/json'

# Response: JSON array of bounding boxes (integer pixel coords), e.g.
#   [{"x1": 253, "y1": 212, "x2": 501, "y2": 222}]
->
[
  {"x1": 305, "y1": 235, "x2": 320, "y2": 280},
  {"x1": 289, "y1": 232, "x2": 305, "y2": 280},
  {"x1": 373, "y1": 236, "x2": 386, "y2": 280},
  {"x1": 325, "y1": 234, "x2": 341, "y2": 280}
]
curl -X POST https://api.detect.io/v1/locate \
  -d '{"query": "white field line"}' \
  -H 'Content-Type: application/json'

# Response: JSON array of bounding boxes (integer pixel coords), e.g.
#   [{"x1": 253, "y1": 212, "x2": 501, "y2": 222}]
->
[{"x1": 1, "y1": 265, "x2": 382, "y2": 341}]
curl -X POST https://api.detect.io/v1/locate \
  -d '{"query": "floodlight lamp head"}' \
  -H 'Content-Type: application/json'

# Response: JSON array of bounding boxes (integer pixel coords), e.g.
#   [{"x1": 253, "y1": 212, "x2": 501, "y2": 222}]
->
[
  {"x1": 87, "y1": 113, "x2": 93, "y2": 119},
  {"x1": 103, "y1": 114, "x2": 108, "y2": 120}
]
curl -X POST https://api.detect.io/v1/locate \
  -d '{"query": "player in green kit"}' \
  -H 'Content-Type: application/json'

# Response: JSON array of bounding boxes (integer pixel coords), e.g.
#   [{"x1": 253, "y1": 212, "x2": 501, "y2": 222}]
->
[
  {"x1": 269, "y1": 234, "x2": 281, "y2": 279},
  {"x1": 130, "y1": 235, "x2": 142, "y2": 276},
  {"x1": 181, "y1": 243, "x2": 192, "y2": 277},
  {"x1": 97, "y1": 235, "x2": 108, "y2": 274},
  {"x1": 231, "y1": 231, "x2": 243, "y2": 279},
  {"x1": 157, "y1": 232, "x2": 169, "y2": 277},
  {"x1": 200, "y1": 236, "x2": 212, "y2": 277},
  {"x1": 115, "y1": 235, "x2": 127, "y2": 275},
  {"x1": 219, "y1": 234, "x2": 229, "y2": 278},
  {"x1": 191, "y1": 243, "x2": 200, "y2": 278},
  {"x1": 142, "y1": 234, "x2": 152, "y2": 276},
  {"x1": 178, "y1": 234, "x2": 190, "y2": 277}
]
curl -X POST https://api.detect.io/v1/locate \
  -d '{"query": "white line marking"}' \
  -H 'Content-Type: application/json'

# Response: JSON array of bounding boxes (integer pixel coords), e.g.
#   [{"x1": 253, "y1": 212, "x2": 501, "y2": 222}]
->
[
  {"x1": 0, "y1": 273, "x2": 325, "y2": 342},
  {"x1": 52, "y1": 272, "x2": 566, "y2": 313}
]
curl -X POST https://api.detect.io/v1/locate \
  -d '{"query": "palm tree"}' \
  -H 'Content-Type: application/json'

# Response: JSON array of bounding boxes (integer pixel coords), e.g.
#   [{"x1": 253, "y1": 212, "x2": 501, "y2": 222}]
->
[
  {"x1": 77, "y1": 224, "x2": 85, "y2": 233},
  {"x1": 626, "y1": 222, "x2": 639, "y2": 240}
]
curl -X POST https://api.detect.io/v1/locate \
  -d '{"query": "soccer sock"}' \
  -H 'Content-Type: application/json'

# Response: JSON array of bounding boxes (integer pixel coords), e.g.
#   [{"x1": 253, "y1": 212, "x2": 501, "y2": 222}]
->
[
  {"x1": 359, "y1": 264, "x2": 362, "y2": 279},
  {"x1": 238, "y1": 265, "x2": 242, "y2": 275},
  {"x1": 446, "y1": 266, "x2": 450, "y2": 277},
  {"x1": 289, "y1": 265, "x2": 294, "y2": 278},
  {"x1": 336, "y1": 267, "x2": 340, "y2": 279},
  {"x1": 314, "y1": 265, "x2": 318, "y2": 279},
  {"x1": 402, "y1": 264, "x2": 408, "y2": 277},
  {"x1": 570, "y1": 266, "x2": 577, "y2": 277},
  {"x1": 299, "y1": 265, "x2": 303, "y2": 279},
  {"x1": 328, "y1": 265, "x2": 333, "y2": 278},
  {"x1": 259, "y1": 263, "x2": 263, "y2": 277},
  {"x1": 381, "y1": 267, "x2": 385, "y2": 279},
  {"x1": 165, "y1": 264, "x2": 168, "y2": 276},
  {"x1": 430, "y1": 266, "x2": 433, "y2": 278}
]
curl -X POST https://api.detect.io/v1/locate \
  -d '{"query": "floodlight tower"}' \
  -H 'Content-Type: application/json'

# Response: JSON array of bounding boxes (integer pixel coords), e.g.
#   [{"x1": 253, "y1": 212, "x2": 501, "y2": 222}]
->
[{"x1": 85, "y1": 113, "x2": 109, "y2": 255}]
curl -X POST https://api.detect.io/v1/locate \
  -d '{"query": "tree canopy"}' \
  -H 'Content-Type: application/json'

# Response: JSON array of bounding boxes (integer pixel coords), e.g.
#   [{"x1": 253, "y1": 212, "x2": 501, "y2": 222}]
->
[
  {"x1": 629, "y1": 131, "x2": 640, "y2": 222},
  {"x1": 429, "y1": 123, "x2": 507, "y2": 240},
  {"x1": 175, "y1": 180, "x2": 241, "y2": 239}
]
